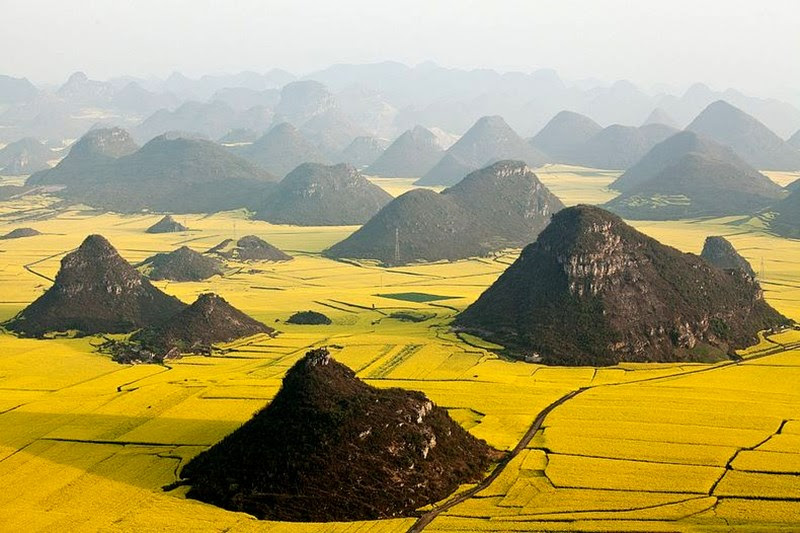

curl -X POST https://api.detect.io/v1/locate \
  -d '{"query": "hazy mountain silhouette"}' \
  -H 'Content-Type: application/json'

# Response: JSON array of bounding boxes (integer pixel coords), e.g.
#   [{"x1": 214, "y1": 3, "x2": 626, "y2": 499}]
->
[
  {"x1": 256, "y1": 163, "x2": 392, "y2": 225},
  {"x1": 529, "y1": 110, "x2": 602, "y2": 162},
  {"x1": 365, "y1": 126, "x2": 443, "y2": 177},
  {"x1": 34, "y1": 133, "x2": 277, "y2": 212},
  {"x1": 642, "y1": 107, "x2": 679, "y2": 128},
  {"x1": 27, "y1": 127, "x2": 139, "y2": 186},
  {"x1": 237, "y1": 122, "x2": 330, "y2": 177},
  {"x1": 687, "y1": 100, "x2": 800, "y2": 170},
  {"x1": 337, "y1": 135, "x2": 388, "y2": 168},
  {"x1": 567, "y1": 123, "x2": 678, "y2": 169},
  {"x1": 0, "y1": 137, "x2": 53, "y2": 175},
  {"x1": 417, "y1": 116, "x2": 548, "y2": 185}
]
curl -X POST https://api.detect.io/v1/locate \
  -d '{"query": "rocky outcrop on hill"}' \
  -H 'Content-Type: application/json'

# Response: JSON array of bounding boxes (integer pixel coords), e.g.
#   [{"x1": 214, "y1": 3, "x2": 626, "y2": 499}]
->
[
  {"x1": 701, "y1": 236, "x2": 756, "y2": 277},
  {"x1": 456, "y1": 205, "x2": 788, "y2": 365},
  {"x1": 5, "y1": 235, "x2": 186, "y2": 337},
  {"x1": 180, "y1": 348, "x2": 496, "y2": 521}
]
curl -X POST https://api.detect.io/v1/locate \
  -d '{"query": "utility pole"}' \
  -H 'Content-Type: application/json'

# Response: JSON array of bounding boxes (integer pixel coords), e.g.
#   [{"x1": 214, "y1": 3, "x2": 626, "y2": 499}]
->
[
  {"x1": 233, "y1": 220, "x2": 237, "y2": 241},
  {"x1": 394, "y1": 227, "x2": 400, "y2": 264},
  {"x1": 761, "y1": 257, "x2": 766, "y2": 279}
]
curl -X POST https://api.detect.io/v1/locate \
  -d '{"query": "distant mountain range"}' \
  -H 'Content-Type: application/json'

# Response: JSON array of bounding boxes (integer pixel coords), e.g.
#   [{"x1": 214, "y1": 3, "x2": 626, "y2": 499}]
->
[{"x1": 3, "y1": 63, "x2": 800, "y2": 151}]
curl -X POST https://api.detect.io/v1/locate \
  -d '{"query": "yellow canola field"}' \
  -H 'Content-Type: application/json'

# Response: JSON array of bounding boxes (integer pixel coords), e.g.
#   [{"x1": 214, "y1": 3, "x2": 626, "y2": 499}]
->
[{"x1": 0, "y1": 167, "x2": 798, "y2": 531}]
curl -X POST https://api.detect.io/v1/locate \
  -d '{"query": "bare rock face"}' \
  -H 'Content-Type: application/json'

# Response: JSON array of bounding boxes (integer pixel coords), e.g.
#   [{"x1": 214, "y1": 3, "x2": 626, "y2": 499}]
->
[
  {"x1": 5, "y1": 235, "x2": 186, "y2": 337},
  {"x1": 180, "y1": 348, "x2": 496, "y2": 521},
  {"x1": 701, "y1": 236, "x2": 756, "y2": 277},
  {"x1": 456, "y1": 205, "x2": 788, "y2": 366}
]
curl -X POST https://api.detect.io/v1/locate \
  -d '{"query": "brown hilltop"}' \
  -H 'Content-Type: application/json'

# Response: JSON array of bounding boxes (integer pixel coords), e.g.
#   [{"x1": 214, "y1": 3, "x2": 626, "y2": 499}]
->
[
  {"x1": 131, "y1": 293, "x2": 273, "y2": 355},
  {"x1": 180, "y1": 348, "x2": 496, "y2": 521},
  {"x1": 138, "y1": 246, "x2": 223, "y2": 282},
  {"x1": 5, "y1": 235, "x2": 186, "y2": 337},
  {"x1": 145, "y1": 215, "x2": 188, "y2": 234},
  {"x1": 206, "y1": 235, "x2": 292, "y2": 262},
  {"x1": 456, "y1": 205, "x2": 788, "y2": 366}
]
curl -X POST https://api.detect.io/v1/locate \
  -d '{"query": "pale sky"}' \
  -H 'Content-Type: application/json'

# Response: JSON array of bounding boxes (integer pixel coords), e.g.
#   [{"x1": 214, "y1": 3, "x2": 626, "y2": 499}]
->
[{"x1": 1, "y1": 0, "x2": 798, "y2": 96}]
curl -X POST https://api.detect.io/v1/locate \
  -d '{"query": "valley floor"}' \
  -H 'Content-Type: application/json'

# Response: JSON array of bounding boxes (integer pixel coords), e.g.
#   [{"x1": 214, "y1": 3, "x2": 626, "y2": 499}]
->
[{"x1": 0, "y1": 167, "x2": 798, "y2": 531}]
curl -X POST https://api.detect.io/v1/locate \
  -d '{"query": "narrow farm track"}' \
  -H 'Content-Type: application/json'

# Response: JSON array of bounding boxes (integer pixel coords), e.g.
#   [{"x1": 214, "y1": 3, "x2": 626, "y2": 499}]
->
[
  {"x1": 408, "y1": 332, "x2": 799, "y2": 532},
  {"x1": 407, "y1": 388, "x2": 588, "y2": 533}
]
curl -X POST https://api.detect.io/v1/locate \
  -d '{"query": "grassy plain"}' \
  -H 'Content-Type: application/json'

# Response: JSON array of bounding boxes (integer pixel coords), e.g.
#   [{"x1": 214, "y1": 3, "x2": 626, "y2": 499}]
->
[{"x1": 0, "y1": 166, "x2": 798, "y2": 531}]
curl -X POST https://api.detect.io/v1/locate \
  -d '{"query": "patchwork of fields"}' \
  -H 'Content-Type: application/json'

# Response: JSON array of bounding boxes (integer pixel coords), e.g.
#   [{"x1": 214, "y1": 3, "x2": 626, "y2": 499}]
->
[{"x1": 0, "y1": 166, "x2": 798, "y2": 531}]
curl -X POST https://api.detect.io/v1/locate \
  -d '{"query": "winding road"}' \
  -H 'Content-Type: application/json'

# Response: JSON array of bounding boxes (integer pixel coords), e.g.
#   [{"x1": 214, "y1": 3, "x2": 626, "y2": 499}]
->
[{"x1": 407, "y1": 387, "x2": 588, "y2": 533}]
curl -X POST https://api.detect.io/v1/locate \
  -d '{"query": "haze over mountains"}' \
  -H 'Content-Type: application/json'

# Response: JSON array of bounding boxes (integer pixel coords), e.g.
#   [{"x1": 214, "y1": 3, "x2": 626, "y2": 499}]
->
[
  {"x1": 686, "y1": 100, "x2": 800, "y2": 170},
  {"x1": 4, "y1": 63, "x2": 800, "y2": 151},
  {"x1": 416, "y1": 116, "x2": 547, "y2": 186}
]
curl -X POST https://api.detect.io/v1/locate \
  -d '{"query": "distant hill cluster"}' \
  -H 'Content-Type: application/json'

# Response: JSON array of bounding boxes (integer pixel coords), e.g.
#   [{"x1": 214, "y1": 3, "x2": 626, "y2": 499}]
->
[
  {"x1": 3, "y1": 235, "x2": 284, "y2": 362},
  {"x1": 326, "y1": 160, "x2": 564, "y2": 265},
  {"x1": 2, "y1": 62, "x2": 800, "y2": 235}
]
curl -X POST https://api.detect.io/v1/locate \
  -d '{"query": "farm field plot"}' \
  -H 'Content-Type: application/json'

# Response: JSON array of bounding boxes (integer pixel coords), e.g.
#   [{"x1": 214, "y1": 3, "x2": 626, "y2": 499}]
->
[{"x1": 0, "y1": 170, "x2": 798, "y2": 531}]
